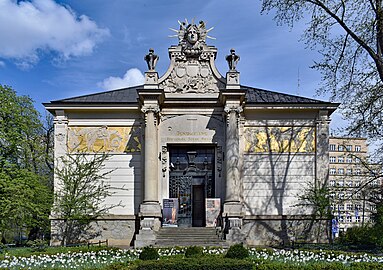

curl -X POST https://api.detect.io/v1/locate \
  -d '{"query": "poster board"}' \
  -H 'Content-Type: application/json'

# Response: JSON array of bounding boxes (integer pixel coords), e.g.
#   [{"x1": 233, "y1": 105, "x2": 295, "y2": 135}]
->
[
  {"x1": 205, "y1": 198, "x2": 220, "y2": 227},
  {"x1": 163, "y1": 198, "x2": 178, "y2": 227}
]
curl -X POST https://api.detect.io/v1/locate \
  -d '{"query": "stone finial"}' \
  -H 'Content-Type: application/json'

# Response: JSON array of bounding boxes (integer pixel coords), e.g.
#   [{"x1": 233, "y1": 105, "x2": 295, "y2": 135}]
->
[
  {"x1": 144, "y1": 48, "x2": 159, "y2": 71},
  {"x1": 226, "y1": 48, "x2": 240, "y2": 71}
]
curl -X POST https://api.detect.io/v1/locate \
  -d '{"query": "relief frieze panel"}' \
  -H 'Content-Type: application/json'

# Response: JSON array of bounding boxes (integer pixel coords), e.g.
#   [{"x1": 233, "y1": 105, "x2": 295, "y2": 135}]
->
[
  {"x1": 244, "y1": 126, "x2": 315, "y2": 153},
  {"x1": 68, "y1": 126, "x2": 141, "y2": 153}
]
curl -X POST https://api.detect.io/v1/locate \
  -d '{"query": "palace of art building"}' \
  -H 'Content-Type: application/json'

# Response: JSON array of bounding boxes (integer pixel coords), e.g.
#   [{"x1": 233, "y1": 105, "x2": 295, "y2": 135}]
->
[{"x1": 44, "y1": 20, "x2": 339, "y2": 247}]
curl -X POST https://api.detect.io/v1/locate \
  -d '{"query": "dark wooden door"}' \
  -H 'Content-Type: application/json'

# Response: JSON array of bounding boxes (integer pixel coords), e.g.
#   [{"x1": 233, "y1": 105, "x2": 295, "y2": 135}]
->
[{"x1": 192, "y1": 185, "x2": 205, "y2": 227}]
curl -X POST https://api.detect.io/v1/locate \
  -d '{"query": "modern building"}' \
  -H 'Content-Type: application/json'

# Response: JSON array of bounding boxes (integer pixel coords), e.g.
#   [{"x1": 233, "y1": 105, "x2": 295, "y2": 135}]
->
[
  {"x1": 329, "y1": 137, "x2": 380, "y2": 235},
  {"x1": 44, "y1": 20, "x2": 339, "y2": 247}
]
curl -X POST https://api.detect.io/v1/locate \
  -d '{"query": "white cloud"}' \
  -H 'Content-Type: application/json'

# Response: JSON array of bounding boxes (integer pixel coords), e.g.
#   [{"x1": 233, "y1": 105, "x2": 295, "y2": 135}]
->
[
  {"x1": 0, "y1": 0, "x2": 109, "y2": 67},
  {"x1": 98, "y1": 68, "x2": 145, "y2": 90}
]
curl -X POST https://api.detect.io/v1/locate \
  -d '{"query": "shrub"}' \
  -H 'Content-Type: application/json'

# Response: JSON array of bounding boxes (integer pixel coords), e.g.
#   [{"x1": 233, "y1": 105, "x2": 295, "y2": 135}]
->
[
  {"x1": 185, "y1": 246, "x2": 203, "y2": 258},
  {"x1": 139, "y1": 246, "x2": 159, "y2": 260},
  {"x1": 135, "y1": 257, "x2": 252, "y2": 270},
  {"x1": 26, "y1": 239, "x2": 48, "y2": 252},
  {"x1": 224, "y1": 243, "x2": 249, "y2": 259},
  {"x1": 0, "y1": 243, "x2": 7, "y2": 254}
]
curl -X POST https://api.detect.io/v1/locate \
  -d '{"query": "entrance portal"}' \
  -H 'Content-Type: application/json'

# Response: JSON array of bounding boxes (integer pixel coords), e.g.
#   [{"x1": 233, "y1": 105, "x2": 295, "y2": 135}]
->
[{"x1": 169, "y1": 146, "x2": 215, "y2": 227}]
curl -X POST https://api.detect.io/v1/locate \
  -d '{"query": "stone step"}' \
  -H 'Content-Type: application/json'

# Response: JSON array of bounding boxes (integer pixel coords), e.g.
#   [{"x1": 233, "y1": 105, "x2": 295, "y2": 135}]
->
[{"x1": 154, "y1": 227, "x2": 227, "y2": 247}]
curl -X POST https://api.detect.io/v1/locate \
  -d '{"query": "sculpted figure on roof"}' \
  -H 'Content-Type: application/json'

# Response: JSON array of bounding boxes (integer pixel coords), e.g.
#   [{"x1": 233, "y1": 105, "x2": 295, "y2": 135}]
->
[{"x1": 169, "y1": 19, "x2": 214, "y2": 58}]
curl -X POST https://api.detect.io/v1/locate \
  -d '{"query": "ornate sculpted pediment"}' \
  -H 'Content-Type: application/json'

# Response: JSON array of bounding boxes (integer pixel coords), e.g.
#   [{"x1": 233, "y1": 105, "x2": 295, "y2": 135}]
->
[
  {"x1": 159, "y1": 19, "x2": 224, "y2": 94},
  {"x1": 160, "y1": 60, "x2": 223, "y2": 93}
]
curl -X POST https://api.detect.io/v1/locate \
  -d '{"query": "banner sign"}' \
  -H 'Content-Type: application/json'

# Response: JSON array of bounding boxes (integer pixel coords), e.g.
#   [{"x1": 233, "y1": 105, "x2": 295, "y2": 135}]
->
[
  {"x1": 163, "y1": 198, "x2": 178, "y2": 227},
  {"x1": 206, "y1": 198, "x2": 220, "y2": 227}
]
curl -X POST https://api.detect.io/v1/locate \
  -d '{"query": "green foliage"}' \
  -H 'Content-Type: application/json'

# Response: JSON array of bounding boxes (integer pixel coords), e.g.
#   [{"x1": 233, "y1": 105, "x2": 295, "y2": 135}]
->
[
  {"x1": 184, "y1": 245, "x2": 203, "y2": 258},
  {"x1": 138, "y1": 246, "x2": 159, "y2": 261},
  {"x1": 0, "y1": 85, "x2": 53, "y2": 243},
  {"x1": 134, "y1": 257, "x2": 252, "y2": 270},
  {"x1": 26, "y1": 239, "x2": 48, "y2": 252},
  {"x1": 255, "y1": 261, "x2": 347, "y2": 270},
  {"x1": 338, "y1": 203, "x2": 383, "y2": 250},
  {"x1": 224, "y1": 243, "x2": 249, "y2": 259},
  {"x1": 0, "y1": 243, "x2": 7, "y2": 254},
  {"x1": 0, "y1": 168, "x2": 52, "y2": 243},
  {"x1": 53, "y1": 153, "x2": 119, "y2": 245},
  {"x1": 0, "y1": 84, "x2": 50, "y2": 173}
]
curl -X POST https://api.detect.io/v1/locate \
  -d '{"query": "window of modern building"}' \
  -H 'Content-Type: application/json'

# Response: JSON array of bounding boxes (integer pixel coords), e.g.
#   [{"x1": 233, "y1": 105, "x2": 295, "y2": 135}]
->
[
  {"x1": 346, "y1": 169, "x2": 352, "y2": 175},
  {"x1": 355, "y1": 145, "x2": 361, "y2": 152},
  {"x1": 338, "y1": 193, "x2": 345, "y2": 199},
  {"x1": 346, "y1": 145, "x2": 352, "y2": 151},
  {"x1": 346, "y1": 215, "x2": 352, "y2": 223},
  {"x1": 338, "y1": 204, "x2": 344, "y2": 211},
  {"x1": 329, "y1": 180, "x2": 336, "y2": 187},
  {"x1": 330, "y1": 193, "x2": 335, "y2": 199},
  {"x1": 338, "y1": 168, "x2": 344, "y2": 175},
  {"x1": 339, "y1": 215, "x2": 344, "y2": 223},
  {"x1": 329, "y1": 144, "x2": 336, "y2": 151},
  {"x1": 330, "y1": 168, "x2": 336, "y2": 175},
  {"x1": 346, "y1": 156, "x2": 353, "y2": 163},
  {"x1": 338, "y1": 156, "x2": 344, "y2": 163},
  {"x1": 346, "y1": 204, "x2": 353, "y2": 211},
  {"x1": 356, "y1": 169, "x2": 361, "y2": 175},
  {"x1": 355, "y1": 181, "x2": 360, "y2": 187},
  {"x1": 330, "y1": 156, "x2": 336, "y2": 163},
  {"x1": 338, "y1": 180, "x2": 344, "y2": 187},
  {"x1": 338, "y1": 145, "x2": 344, "y2": 151},
  {"x1": 346, "y1": 192, "x2": 353, "y2": 199},
  {"x1": 346, "y1": 180, "x2": 353, "y2": 187},
  {"x1": 355, "y1": 216, "x2": 360, "y2": 223}
]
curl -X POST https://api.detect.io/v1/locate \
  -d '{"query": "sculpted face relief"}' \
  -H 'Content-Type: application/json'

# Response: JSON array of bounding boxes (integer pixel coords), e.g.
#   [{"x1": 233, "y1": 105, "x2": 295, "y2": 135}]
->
[{"x1": 186, "y1": 26, "x2": 198, "y2": 44}]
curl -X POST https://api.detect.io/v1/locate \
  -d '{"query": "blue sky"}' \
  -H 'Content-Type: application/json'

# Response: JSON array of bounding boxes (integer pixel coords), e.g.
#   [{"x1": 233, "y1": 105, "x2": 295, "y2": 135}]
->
[{"x1": 0, "y1": 0, "x2": 345, "y2": 129}]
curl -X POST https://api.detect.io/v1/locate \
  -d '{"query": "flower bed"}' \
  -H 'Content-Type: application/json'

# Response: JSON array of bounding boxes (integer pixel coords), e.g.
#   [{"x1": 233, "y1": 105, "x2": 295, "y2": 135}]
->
[{"x1": 1, "y1": 246, "x2": 383, "y2": 269}]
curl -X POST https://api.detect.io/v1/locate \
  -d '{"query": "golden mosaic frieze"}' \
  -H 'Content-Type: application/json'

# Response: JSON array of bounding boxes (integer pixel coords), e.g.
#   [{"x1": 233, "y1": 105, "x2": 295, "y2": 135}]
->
[
  {"x1": 68, "y1": 126, "x2": 141, "y2": 153},
  {"x1": 244, "y1": 126, "x2": 315, "y2": 153}
]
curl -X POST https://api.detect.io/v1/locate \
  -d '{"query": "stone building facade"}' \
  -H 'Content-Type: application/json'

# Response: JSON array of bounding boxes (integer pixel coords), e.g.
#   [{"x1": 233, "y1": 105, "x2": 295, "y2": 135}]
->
[{"x1": 44, "y1": 20, "x2": 339, "y2": 247}]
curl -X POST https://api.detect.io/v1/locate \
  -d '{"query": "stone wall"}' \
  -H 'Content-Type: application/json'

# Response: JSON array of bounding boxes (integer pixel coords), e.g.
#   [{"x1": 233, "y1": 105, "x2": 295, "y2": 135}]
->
[
  {"x1": 242, "y1": 218, "x2": 330, "y2": 246},
  {"x1": 242, "y1": 154, "x2": 315, "y2": 216},
  {"x1": 50, "y1": 217, "x2": 137, "y2": 247}
]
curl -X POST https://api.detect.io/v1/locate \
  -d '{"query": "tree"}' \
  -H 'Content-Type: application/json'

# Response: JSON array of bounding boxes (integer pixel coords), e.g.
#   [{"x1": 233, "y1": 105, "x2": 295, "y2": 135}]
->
[
  {"x1": 0, "y1": 169, "x2": 52, "y2": 244},
  {"x1": 0, "y1": 85, "x2": 53, "y2": 243},
  {"x1": 52, "y1": 153, "x2": 121, "y2": 245},
  {"x1": 0, "y1": 85, "x2": 46, "y2": 172},
  {"x1": 261, "y1": 1, "x2": 383, "y2": 153},
  {"x1": 295, "y1": 181, "x2": 332, "y2": 242}
]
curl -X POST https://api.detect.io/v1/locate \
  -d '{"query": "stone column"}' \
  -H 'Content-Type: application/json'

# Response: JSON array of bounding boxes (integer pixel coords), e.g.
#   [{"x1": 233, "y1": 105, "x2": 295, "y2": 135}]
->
[
  {"x1": 221, "y1": 62, "x2": 246, "y2": 243},
  {"x1": 142, "y1": 105, "x2": 160, "y2": 203},
  {"x1": 224, "y1": 104, "x2": 242, "y2": 203},
  {"x1": 316, "y1": 110, "x2": 330, "y2": 186},
  {"x1": 51, "y1": 110, "x2": 68, "y2": 246},
  {"x1": 223, "y1": 103, "x2": 244, "y2": 235},
  {"x1": 135, "y1": 70, "x2": 163, "y2": 247}
]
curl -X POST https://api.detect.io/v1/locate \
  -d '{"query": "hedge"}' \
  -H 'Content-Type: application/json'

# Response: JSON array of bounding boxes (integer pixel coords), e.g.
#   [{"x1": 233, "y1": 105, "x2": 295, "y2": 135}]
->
[{"x1": 133, "y1": 257, "x2": 253, "y2": 270}]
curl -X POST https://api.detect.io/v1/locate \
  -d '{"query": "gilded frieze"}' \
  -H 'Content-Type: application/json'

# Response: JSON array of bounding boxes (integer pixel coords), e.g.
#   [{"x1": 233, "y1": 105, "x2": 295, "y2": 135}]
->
[
  {"x1": 68, "y1": 126, "x2": 141, "y2": 153},
  {"x1": 244, "y1": 126, "x2": 315, "y2": 153}
]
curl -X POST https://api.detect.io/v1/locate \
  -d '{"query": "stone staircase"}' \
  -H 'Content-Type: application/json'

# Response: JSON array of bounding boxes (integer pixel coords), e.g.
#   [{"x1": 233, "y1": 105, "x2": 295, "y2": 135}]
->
[{"x1": 154, "y1": 227, "x2": 227, "y2": 247}]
